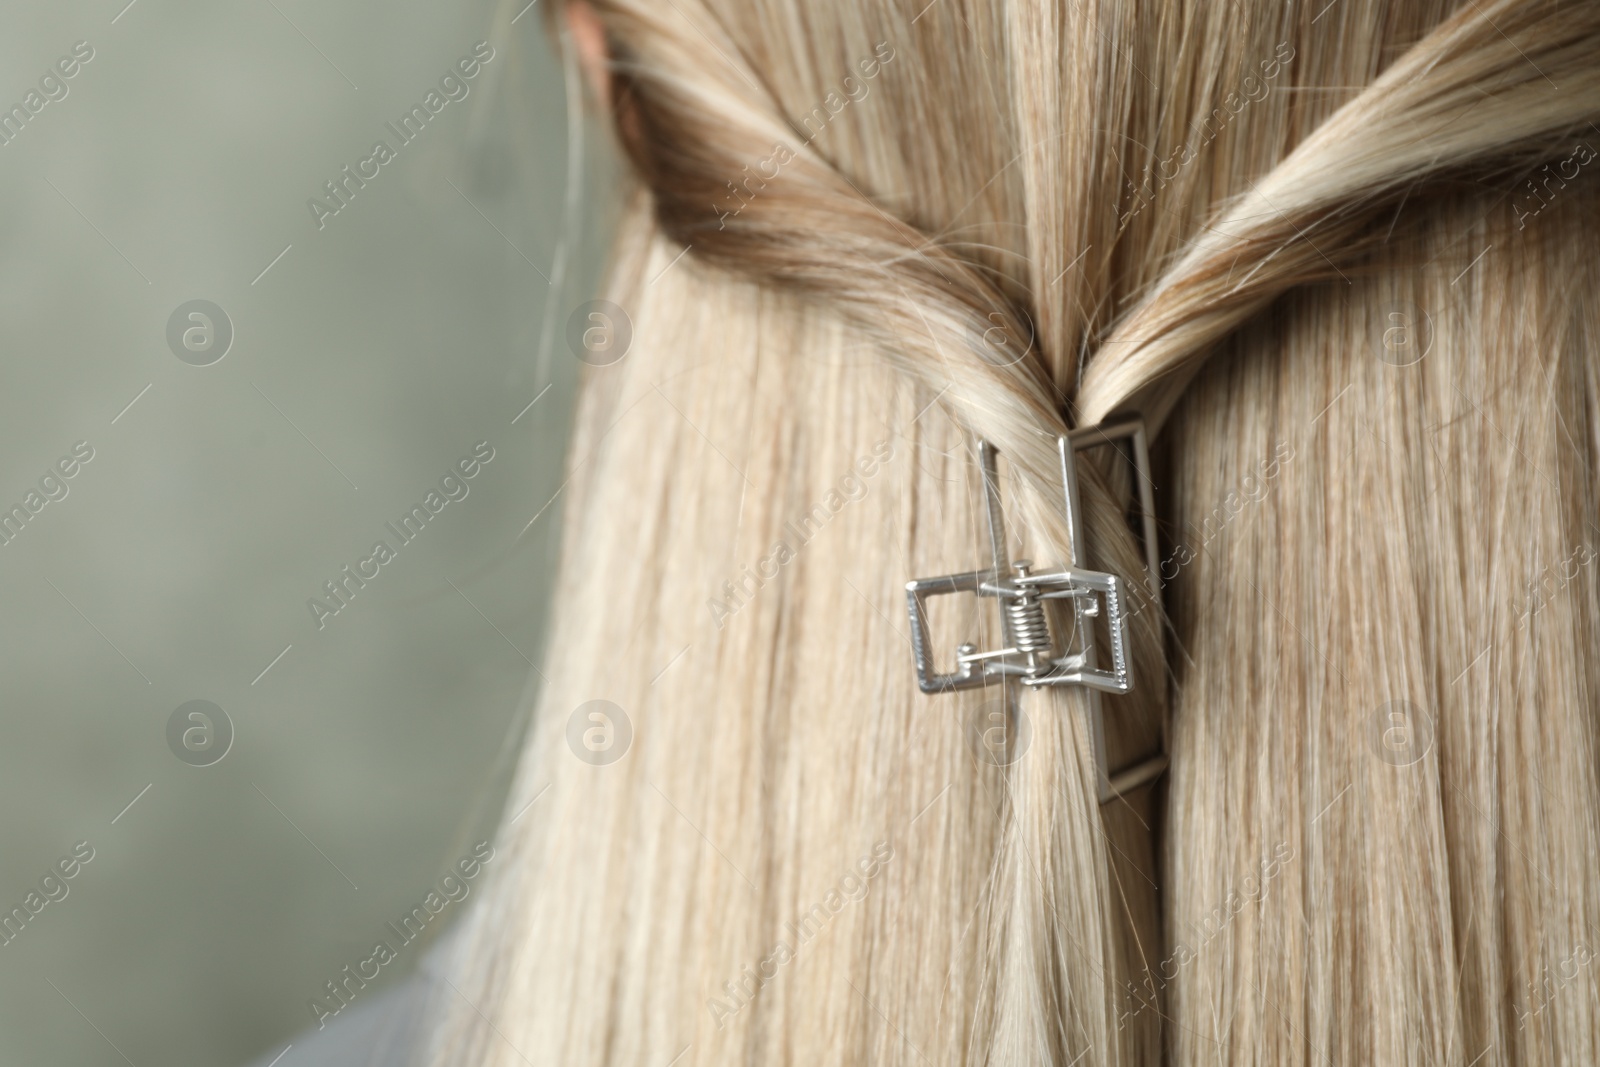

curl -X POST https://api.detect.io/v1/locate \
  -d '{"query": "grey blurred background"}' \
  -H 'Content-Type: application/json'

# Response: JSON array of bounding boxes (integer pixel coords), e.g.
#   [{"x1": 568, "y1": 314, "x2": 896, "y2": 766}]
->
[{"x1": 0, "y1": 1, "x2": 612, "y2": 1064}]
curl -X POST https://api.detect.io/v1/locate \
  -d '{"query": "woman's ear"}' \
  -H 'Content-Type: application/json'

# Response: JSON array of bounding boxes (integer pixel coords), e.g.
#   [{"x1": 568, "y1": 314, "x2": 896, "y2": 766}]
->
[{"x1": 565, "y1": 2, "x2": 611, "y2": 109}]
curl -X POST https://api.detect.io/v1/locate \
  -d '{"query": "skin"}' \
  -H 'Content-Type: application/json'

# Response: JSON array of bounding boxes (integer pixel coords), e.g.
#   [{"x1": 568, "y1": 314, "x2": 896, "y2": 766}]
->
[{"x1": 566, "y1": 2, "x2": 610, "y2": 108}]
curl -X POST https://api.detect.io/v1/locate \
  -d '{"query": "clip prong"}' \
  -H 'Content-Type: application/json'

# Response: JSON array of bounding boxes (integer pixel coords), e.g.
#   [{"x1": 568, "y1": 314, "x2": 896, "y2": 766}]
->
[{"x1": 904, "y1": 417, "x2": 1166, "y2": 803}]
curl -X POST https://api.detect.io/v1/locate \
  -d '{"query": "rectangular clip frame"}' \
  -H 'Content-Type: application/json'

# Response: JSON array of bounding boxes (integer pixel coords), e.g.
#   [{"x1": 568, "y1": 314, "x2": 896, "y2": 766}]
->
[{"x1": 904, "y1": 417, "x2": 1167, "y2": 804}]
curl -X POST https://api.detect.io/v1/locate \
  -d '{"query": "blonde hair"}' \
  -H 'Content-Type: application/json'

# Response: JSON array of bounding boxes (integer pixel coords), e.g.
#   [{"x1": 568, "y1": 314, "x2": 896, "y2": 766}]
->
[{"x1": 425, "y1": 0, "x2": 1600, "y2": 1062}]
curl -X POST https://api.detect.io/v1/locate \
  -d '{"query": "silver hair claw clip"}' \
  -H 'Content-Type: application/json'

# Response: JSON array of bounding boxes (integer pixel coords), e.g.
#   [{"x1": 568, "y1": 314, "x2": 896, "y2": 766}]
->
[{"x1": 905, "y1": 417, "x2": 1167, "y2": 804}]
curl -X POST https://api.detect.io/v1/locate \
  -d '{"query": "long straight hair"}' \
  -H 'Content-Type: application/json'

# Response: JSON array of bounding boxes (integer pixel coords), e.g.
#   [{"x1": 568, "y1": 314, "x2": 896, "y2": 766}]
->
[{"x1": 425, "y1": 0, "x2": 1600, "y2": 1062}]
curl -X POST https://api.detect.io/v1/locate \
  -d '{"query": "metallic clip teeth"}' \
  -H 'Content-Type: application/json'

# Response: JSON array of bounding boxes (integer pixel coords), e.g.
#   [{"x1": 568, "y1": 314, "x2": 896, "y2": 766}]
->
[{"x1": 905, "y1": 417, "x2": 1166, "y2": 804}]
